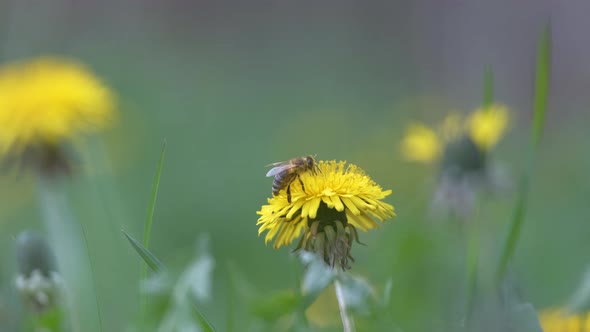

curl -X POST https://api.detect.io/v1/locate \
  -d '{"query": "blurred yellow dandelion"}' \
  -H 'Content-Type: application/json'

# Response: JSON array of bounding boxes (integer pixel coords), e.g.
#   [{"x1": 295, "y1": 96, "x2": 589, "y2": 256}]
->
[
  {"x1": 257, "y1": 160, "x2": 395, "y2": 269},
  {"x1": 401, "y1": 124, "x2": 441, "y2": 163},
  {"x1": 0, "y1": 56, "x2": 115, "y2": 172},
  {"x1": 401, "y1": 105, "x2": 510, "y2": 219},
  {"x1": 539, "y1": 309, "x2": 590, "y2": 332},
  {"x1": 467, "y1": 104, "x2": 509, "y2": 151},
  {"x1": 400, "y1": 104, "x2": 509, "y2": 165}
]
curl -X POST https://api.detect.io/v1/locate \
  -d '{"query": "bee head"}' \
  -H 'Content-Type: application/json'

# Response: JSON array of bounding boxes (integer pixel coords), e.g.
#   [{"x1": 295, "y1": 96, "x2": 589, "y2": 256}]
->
[{"x1": 306, "y1": 155, "x2": 321, "y2": 174}]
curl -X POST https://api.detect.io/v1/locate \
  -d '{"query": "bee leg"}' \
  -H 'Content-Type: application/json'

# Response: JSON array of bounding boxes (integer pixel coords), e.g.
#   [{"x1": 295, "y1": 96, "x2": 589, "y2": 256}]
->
[
  {"x1": 298, "y1": 175, "x2": 306, "y2": 193},
  {"x1": 287, "y1": 183, "x2": 292, "y2": 203}
]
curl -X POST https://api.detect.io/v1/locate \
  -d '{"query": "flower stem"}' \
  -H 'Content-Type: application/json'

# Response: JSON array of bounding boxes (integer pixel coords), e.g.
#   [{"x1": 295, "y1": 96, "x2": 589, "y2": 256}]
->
[
  {"x1": 335, "y1": 278, "x2": 356, "y2": 332},
  {"x1": 37, "y1": 176, "x2": 100, "y2": 332},
  {"x1": 464, "y1": 203, "x2": 481, "y2": 326}
]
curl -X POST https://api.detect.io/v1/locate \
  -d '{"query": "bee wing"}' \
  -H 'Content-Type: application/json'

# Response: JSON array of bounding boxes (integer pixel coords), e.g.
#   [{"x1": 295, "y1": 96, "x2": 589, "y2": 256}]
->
[
  {"x1": 266, "y1": 160, "x2": 288, "y2": 167},
  {"x1": 266, "y1": 164, "x2": 296, "y2": 177}
]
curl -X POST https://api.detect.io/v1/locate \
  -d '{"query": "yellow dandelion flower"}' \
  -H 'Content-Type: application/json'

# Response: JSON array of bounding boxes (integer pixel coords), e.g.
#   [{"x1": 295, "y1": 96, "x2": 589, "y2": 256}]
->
[
  {"x1": 401, "y1": 106, "x2": 510, "y2": 219},
  {"x1": 401, "y1": 104, "x2": 509, "y2": 164},
  {"x1": 400, "y1": 124, "x2": 441, "y2": 163},
  {"x1": 257, "y1": 160, "x2": 395, "y2": 269},
  {"x1": 0, "y1": 56, "x2": 115, "y2": 172},
  {"x1": 467, "y1": 104, "x2": 509, "y2": 151},
  {"x1": 539, "y1": 309, "x2": 590, "y2": 332}
]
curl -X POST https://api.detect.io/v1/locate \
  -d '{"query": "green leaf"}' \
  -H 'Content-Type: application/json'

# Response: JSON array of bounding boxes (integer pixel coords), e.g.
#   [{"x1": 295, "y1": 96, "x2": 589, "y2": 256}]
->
[
  {"x1": 32, "y1": 307, "x2": 65, "y2": 331},
  {"x1": 531, "y1": 25, "x2": 551, "y2": 147},
  {"x1": 189, "y1": 295, "x2": 217, "y2": 332},
  {"x1": 495, "y1": 24, "x2": 551, "y2": 284},
  {"x1": 137, "y1": 140, "x2": 167, "y2": 314},
  {"x1": 143, "y1": 140, "x2": 167, "y2": 277},
  {"x1": 123, "y1": 230, "x2": 165, "y2": 274}
]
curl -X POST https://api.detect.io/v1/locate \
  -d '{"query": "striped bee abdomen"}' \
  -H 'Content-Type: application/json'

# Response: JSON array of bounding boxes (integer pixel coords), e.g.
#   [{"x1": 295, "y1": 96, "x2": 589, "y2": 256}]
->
[{"x1": 272, "y1": 172, "x2": 297, "y2": 196}]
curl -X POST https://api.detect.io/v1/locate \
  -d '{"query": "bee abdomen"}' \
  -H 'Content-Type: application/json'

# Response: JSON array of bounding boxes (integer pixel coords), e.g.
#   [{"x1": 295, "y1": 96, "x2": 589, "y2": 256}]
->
[
  {"x1": 271, "y1": 178, "x2": 281, "y2": 195},
  {"x1": 272, "y1": 173, "x2": 296, "y2": 196}
]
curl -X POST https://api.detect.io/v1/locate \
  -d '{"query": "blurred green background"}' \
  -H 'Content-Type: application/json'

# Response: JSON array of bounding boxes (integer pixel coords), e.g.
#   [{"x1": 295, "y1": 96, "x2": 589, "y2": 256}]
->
[{"x1": 0, "y1": 1, "x2": 589, "y2": 331}]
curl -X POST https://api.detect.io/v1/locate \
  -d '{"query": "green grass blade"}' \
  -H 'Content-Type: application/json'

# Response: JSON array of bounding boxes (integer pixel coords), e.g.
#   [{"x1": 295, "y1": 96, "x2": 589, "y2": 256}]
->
[
  {"x1": 531, "y1": 26, "x2": 551, "y2": 147},
  {"x1": 495, "y1": 24, "x2": 551, "y2": 284},
  {"x1": 123, "y1": 230, "x2": 165, "y2": 274},
  {"x1": 80, "y1": 225, "x2": 103, "y2": 332},
  {"x1": 142, "y1": 140, "x2": 167, "y2": 273},
  {"x1": 138, "y1": 140, "x2": 166, "y2": 314},
  {"x1": 483, "y1": 65, "x2": 494, "y2": 107},
  {"x1": 190, "y1": 295, "x2": 217, "y2": 332}
]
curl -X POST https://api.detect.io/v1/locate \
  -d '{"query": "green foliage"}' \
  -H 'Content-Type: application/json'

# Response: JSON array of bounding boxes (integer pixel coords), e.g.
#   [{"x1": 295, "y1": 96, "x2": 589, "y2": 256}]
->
[
  {"x1": 531, "y1": 26, "x2": 552, "y2": 147},
  {"x1": 126, "y1": 231, "x2": 216, "y2": 331},
  {"x1": 123, "y1": 231, "x2": 165, "y2": 274},
  {"x1": 26, "y1": 308, "x2": 64, "y2": 332},
  {"x1": 142, "y1": 140, "x2": 167, "y2": 276},
  {"x1": 496, "y1": 23, "x2": 552, "y2": 284}
]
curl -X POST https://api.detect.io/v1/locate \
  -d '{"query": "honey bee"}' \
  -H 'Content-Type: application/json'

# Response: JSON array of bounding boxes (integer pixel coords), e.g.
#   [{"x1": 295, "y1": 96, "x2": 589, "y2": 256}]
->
[{"x1": 266, "y1": 155, "x2": 318, "y2": 203}]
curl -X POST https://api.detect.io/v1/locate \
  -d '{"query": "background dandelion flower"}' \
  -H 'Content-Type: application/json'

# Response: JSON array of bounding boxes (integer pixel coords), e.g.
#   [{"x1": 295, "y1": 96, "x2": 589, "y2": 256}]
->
[
  {"x1": 539, "y1": 309, "x2": 590, "y2": 332},
  {"x1": 467, "y1": 105, "x2": 509, "y2": 151},
  {"x1": 401, "y1": 124, "x2": 441, "y2": 163},
  {"x1": 0, "y1": 56, "x2": 115, "y2": 173},
  {"x1": 400, "y1": 104, "x2": 509, "y2": 165},
  {"x1": 257, "y1": 160, "x2": 395, "y2": 269},
  {"x1": 401, "y1": 105, "x2": 510, "y2": 219}
]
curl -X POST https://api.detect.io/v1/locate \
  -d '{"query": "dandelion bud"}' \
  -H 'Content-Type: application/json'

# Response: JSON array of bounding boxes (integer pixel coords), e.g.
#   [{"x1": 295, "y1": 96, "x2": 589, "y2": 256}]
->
[
  {"x1": 296, "y1": 203, "x2": 361, "y2": 270},
  {"x1": 15, "y1": 231, "x2": 62, "y2": 313}
]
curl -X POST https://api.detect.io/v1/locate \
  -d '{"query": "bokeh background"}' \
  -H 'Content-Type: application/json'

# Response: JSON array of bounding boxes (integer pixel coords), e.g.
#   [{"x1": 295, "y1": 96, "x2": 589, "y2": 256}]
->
[{"x1": 0, "y1": 1, "x2": 589, "y2": 331}]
